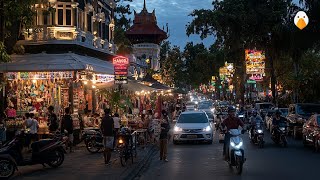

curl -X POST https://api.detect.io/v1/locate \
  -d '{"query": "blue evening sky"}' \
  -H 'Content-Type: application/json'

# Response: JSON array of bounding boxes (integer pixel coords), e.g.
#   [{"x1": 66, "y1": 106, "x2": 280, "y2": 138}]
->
[{"x1": 128, "y1": 0, "x2": 301, "y2": 50}]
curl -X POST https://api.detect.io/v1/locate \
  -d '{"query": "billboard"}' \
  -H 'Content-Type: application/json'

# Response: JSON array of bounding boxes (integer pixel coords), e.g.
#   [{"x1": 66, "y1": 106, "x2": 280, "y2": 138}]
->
[
  {"x1": 245, "y1": 49, "x2": 265, "y2": 81},
  {"x1": 113, "y1": 56, "x2": 129, "y2": 84}
]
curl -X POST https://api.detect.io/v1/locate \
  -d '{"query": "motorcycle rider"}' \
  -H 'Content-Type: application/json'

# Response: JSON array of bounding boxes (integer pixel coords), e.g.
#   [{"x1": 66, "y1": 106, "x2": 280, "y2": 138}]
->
[
  {"x1": 249, "y1": 111, "x2": 263, "y2": 139},
  {"x1": 221, "y1": 106, "x2": 245, "y2": 160},
  {"x1": 272, "y1": 110, "x2": 287, "y2": 136}
]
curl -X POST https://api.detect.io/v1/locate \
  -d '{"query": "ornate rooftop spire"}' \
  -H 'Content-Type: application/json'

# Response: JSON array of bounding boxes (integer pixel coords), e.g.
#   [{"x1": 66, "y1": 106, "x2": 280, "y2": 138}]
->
[{"x1": 143, "y1": 0, "x2": 147, "y2": 11}]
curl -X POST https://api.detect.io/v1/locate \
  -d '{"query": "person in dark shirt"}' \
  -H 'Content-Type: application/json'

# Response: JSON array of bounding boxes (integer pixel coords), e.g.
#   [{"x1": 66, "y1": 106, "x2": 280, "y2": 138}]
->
[
  {"x1": 272, "y1": 110, "x2": 287, "y2": 135},
  {"x1": 48, "y1": 106, "x2": 58, "y2": 133},
  {"x1": 159, "y1": 110, "x2": 170, "y2": 162},
  {"x1": 221, "y1": 106, "x2": 244, "y2": 160},
  {"x1": 100, "y1": 108, "x2": 114, "y2": 164},
  {"x1": 61, "y1": 107, "x2": 74, "y2": 152}
]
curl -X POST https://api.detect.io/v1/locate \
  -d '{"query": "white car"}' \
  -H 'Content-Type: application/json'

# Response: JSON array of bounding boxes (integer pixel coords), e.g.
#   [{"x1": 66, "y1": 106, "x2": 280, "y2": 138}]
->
[{"x1": 173, "y1": 111, "x2": 213, "y2": 144}]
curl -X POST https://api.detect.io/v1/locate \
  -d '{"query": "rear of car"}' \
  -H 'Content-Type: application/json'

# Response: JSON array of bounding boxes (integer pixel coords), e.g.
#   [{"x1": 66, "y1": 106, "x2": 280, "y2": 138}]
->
[{"x1": 173, "y1": 111, "x2": 213, "y2": 144}]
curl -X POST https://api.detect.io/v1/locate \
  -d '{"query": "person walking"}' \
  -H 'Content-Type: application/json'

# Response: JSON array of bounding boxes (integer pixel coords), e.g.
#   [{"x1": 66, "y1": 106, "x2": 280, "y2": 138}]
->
[
  {"x1": 113, "y1": 113, "x2": 120, "y2": 150},
  {"x1": 100, "y1": 108, "x2": 114, "y2": 165},
  {"x1": 25, "y1": 113, "x2": 39, "y2": 149},
  {"x1": 159, "y1": 110, "x2": 170, "y2": 162},
  {"x1": 61, "y1": 107, "x2": 74, "y2": 152},
  {"x1": 47, "y1": 106, "x2": 58, "y2": 133}
]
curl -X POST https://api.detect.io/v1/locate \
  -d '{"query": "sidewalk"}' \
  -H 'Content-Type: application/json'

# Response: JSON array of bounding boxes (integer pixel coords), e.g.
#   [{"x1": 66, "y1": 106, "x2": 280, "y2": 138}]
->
[{"x1": 12, "y1": 143, "x2": 156, "y2": 180}]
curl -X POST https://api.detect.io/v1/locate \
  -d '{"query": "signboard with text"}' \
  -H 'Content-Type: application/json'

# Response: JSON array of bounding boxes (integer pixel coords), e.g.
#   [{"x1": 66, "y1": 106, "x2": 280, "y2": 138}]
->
[
  {"x1": 245, "y1": 49, "x2": 265, "y2": 81},
  {"x1": 113, "y1": 56, "x2": 129, "y2": 84}
]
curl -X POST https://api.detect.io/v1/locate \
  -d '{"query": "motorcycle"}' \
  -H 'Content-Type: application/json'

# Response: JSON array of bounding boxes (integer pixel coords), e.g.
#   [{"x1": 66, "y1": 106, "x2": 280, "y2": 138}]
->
[
  {"x1": 117, "y1": 129, "x2": 137, "y2": 167},
  {"x1": 249, "y1": 122, "x2": 264, "y2": 148},
  {"x1": 226, "y1": 129, "x2": 246, "y2": 175},
  {"x1": 84, "y1": 129, "x2": 104, "y2": 153},
  {"x1": 271, "y1": 122, "x2": 288, "y2": 147},
  {"x1": 0, "y1": 131, "x2": 65, "y2": 179}
]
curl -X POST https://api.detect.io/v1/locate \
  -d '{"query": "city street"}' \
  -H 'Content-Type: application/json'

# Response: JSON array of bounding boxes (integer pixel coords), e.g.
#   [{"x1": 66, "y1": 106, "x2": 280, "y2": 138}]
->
[{"x1": 138, "y1": 130, "x2": 320, "y2": 180}]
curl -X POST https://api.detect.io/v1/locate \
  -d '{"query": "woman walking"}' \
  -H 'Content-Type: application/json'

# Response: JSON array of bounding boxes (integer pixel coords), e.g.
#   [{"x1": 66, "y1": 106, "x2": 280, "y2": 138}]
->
[{"x1": 159, "y1": 110, "x2": 170, "y2": 162}]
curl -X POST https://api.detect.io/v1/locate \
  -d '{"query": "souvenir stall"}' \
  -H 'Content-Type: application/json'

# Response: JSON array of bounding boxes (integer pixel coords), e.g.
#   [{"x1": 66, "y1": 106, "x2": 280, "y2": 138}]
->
[{"x1": 0, "y1": 53, "x2": 115, "y2": 141}]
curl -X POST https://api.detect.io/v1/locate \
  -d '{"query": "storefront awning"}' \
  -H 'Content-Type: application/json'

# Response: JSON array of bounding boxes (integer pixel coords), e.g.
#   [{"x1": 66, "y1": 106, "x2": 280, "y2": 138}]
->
[
  {"x1": 96, "y1": 80, "x2": 155, "y2": 92},
  {"x1": 0, "y1": 53, "x2": 114, "y2": 74}
]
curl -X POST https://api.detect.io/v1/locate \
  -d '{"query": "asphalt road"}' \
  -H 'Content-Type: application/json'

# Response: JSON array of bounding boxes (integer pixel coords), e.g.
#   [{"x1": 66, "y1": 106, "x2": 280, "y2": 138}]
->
[{"x1": 138, "y1": 129, "x2": 320, "y2": 180}]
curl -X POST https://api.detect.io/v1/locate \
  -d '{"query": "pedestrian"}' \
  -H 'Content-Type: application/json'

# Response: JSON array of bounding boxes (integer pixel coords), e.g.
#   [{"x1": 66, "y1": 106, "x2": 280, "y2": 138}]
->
[
  {"x1": 100, "y1": 108, "x2": 114, "y2": 165},
  {"x1": 0, "y1": 112, "x2": 7, "y2": 147},
  {"x1": 159, "y1": 110, "x2": 170, "y2": 162},
  {"x1": 113, "y1": 112, "x2": 120, "y2": 149},
  {"x1": 47, "y1": 106, "x2": 58, "y2": 133},
  {"x1": 25, "y1": 113, "x2": 39, "y2": 150},
  {"x1": 61, "y1": 107, "x2": 74, "y2": 152}
]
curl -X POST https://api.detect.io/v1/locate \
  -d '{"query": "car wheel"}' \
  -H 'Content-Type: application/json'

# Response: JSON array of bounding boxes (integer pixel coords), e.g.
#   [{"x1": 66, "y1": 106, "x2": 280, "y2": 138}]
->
[
  {"x1": 315, "y1": 140, "x2": 320, "y2": 153},
  {"x1": 302, "y1": 135, "x2": 308, "y2": 147},
  {"x1": 173, "y1": 140, "x2": 178, "y2": 145},
  {"x1": 207, "y1": 140, "x2": 213, "y2": 144}
]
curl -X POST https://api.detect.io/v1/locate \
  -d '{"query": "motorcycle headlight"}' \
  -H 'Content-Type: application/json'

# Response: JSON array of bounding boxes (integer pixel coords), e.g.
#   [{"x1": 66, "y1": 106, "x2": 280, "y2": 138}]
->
[
  {"x1": 238, "y1": 115, "x2": 244, "y2": 118},
  {"x1": 203, "y1": 126, "x2": 211, "y2": 132},
  {"x1": 211, "y1": 108, "x2": 215, "y2": 112},
  {"x1": 257, "y1": 129, "x2": 263, "y2": 133},
  {"x1": 230, "y1": 141, "x2": 243, "y2": 149},
  {"x1": 280, "y1": 127, "x2": 285, "y2": 131},
  {"x1": 118, "y1": 139, "x2": 124, "y2": 144},
  {"x1": 174, "y1": 126, "x2": 183, "y2": 132}
]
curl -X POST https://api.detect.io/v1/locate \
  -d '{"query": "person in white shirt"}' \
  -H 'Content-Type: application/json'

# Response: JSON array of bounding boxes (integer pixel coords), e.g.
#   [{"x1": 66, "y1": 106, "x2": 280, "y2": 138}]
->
[
  {"x1": 25, "y1": 113, "x2": 39, "y2": 149},
  {"x1": 113, "y1": 113, "x2": 121, "y2": 149}
]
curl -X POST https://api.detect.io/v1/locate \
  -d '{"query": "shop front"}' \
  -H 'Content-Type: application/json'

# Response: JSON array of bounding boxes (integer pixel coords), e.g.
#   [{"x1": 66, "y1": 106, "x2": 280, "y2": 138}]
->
[{"x1": 0, "y1": 53, "x2": 114, "y2": 140}]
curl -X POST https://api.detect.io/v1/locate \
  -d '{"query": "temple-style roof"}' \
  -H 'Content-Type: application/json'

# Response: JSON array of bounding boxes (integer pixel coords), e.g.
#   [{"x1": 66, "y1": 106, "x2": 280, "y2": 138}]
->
[{"x1": 126, "y1": 0, "x2": 167, "y2": 45}]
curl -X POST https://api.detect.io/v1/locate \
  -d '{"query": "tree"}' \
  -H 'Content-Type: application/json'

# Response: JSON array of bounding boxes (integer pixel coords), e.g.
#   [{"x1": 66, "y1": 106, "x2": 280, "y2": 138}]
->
[{"x1": 114, "y1": 0, "x2": 133, "y2": 55}]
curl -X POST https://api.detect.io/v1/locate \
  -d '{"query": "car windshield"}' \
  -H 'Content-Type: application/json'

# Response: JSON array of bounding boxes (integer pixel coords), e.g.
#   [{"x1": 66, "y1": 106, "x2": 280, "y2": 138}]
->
[
  {"x1": 296, "y1": 105, "x2": 320, "y2": 117},
  {"x1": 259, "y1": 104, "x2": 274, "y2": 109},
  {"x1": 178, "y1": 113, "x2": 208, "y2": 123},
  {"x1": 205, "y1": 112, "x2": 214, "y2": 118},
  {"x1": 198, "y1": 104, "x2": 211, "y2": 109},
  {"x1": 279, "y1": 109, "x2": 288, "y2": 116}
]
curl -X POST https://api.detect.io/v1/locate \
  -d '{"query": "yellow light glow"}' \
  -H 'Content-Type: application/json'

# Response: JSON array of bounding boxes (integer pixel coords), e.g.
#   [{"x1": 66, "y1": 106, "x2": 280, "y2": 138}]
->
[
  {"x1": 84, "y1": 81, "x2": 88, "y2": 85},
  {"x1": 92, "y1": 85, "x2": 96, "y2": 89},
  {"x1": 119, "y1": 139, "x2": 124, "y2": 144},
  {"x1": 32, "y1": 79, "x2": 36, "y2": 83}
]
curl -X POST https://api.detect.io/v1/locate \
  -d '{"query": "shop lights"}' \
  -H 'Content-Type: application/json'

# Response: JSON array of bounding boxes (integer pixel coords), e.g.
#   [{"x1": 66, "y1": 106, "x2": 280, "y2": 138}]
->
[
  {"x1": 84, "y1": 81, "x2": 88, "y2": 85},
  {"x1": 92, "y1": 85, "x2": 96, "y2": 89},
  {"x1": 32, "y1": 79, "x2": 37, "y2": 83}
]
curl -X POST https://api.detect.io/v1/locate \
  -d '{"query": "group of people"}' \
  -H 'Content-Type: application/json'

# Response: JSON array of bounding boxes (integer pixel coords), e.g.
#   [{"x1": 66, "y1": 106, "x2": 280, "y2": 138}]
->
[{"x1": 221, "y1": 106, "x2": 287, "y2": 160}]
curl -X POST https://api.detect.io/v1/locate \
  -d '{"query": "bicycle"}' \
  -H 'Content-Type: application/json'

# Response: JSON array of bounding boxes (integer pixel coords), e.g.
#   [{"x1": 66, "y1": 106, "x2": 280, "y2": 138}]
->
[{"x1": 117, "y1": 131, "x2": 137, "y2": 167}]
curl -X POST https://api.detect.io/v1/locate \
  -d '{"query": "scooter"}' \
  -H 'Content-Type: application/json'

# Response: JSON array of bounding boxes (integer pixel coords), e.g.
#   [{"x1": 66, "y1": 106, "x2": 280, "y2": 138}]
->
[
  {"x1": 0, "y1": 131, "x2": 65, "y2": 179},
  {"x1": 84, "y1": 130, "x2": 104, "y2": 153},
  {"x1": 226, "y1": 129, "x2": 246, "y2": 175},
  {"x1": 249, "y1": 122, "x2": 264, "y2": 148},
  {"x1": 271, "y1": 122, "x2": 288, "y2": 147}
]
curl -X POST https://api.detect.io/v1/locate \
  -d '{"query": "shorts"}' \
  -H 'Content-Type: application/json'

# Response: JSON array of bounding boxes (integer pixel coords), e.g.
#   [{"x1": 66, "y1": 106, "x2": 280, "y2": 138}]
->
[
  {"x1": 103, "y1": 136, "x2": 114, "y2": 149},
  {"x1": 68, "y1": 133, "x2": 74, "y2": 143}
]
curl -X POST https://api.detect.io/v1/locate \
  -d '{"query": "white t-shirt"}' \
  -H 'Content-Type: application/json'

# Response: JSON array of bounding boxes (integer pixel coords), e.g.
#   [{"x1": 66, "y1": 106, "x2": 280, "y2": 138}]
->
[
  {"x1": 113, "y1": 117, "x2": 120, "y2": 129},
  {"x1": 26, "y1": 118, "x2": 39, "y2": 134}
]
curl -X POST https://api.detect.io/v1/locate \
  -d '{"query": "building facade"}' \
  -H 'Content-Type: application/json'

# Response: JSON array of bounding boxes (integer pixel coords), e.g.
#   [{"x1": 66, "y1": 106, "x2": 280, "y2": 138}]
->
[{"x1": 20, "y1": 0, "x2": 116, "y2": 54}]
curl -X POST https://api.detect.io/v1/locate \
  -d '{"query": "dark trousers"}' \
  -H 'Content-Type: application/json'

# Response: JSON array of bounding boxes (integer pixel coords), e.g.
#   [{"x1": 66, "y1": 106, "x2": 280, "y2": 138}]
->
[
  {"x1": 159, "y1": 139, "x2": 168, "y2": 160},
  {"x1": 223, "y1": 133, "x2": 231, "y2": 156}
]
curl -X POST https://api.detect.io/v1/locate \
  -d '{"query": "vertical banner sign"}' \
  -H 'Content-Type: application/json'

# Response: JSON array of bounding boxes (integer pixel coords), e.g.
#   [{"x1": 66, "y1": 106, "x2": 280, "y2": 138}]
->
[
  {"x1": 113, "y1": 56, "x2": 129, "y2": 84},
  {"x1": 245, "y1": 50, "x2": 266, "y2": 81}
]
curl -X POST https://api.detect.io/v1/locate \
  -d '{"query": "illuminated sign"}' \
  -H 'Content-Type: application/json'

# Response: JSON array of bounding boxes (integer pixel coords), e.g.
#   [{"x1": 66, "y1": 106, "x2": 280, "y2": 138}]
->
[
  {"x1": 245, "y1": 49, "x2": 265, "y2": 81},
  {"x1": 6, "y1": 72, "x2": 73, "y2": 80},
  {"x1": 113, "y1": 56, "x2": 128, "y2": 84},
  {"x1": 113, "y1": 56, "x2": 129, "y2": 65}
]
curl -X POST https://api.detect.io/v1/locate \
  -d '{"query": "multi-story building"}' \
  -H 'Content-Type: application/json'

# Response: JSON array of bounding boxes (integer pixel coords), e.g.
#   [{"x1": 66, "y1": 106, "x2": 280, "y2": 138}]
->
[{"x1": 126, "y1": 0, "x2": 167, "y2": 76}]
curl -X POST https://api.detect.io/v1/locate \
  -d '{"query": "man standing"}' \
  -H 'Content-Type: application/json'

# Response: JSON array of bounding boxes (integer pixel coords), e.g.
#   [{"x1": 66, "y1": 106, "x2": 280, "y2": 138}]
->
[
  {"x1": 61, "y1": 107, "x2": 74, "y2": 152},
  {"x1": 48, "y1": 106, "x2": 58, "y2": 133},
  {"x1": 159, "y1": 110, "x2": 170, "y2": 162},
  {"x1": 100, "y1": 108, "x2": 114, "y2": 164}
]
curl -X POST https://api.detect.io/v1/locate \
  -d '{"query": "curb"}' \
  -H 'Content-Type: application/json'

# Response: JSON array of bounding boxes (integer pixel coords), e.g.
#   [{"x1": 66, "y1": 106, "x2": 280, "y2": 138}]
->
[{"x1": 121, "y1": 145, "x2": 157, "y2": 180}]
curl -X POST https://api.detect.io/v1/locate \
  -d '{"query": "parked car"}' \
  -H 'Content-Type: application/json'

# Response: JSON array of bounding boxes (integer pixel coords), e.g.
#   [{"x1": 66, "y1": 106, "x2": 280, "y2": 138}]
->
[
  {"x1": 272, "y1": 107, "x2": 289, "y2": 117},
  {"x1": 302, "y1": 114, "x2": 320, "y2": 152},
  {"x1": 196, "y1": 103, "x2": 214, "y2": 122},
  {"x1": 173, "y1": 111, "x2": 213, "y2": 144},
  {"x1": 287, "y1": 103, "x2": 320, "y2": 139}
]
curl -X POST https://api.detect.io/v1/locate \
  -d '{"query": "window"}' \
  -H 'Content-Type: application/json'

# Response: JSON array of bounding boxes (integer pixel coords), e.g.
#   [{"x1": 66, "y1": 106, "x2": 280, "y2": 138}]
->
[
  {"x1": 56, "y1": 3, "x2": 73, "y2": 26},
  {"x1": 58, "y1": 9, "x2": 63, "y2": 25},
  {"x1": 87, "y1": 13, "x2": 92, "y2": 32}
]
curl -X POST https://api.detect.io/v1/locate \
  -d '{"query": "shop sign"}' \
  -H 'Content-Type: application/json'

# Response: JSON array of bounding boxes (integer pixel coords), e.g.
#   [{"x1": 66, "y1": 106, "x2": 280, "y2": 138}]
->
[
  {"x1": 114, "y1": 75, "x2": 128, "y2": 84},
  {"x1": 95, "y1": 74, "x2": 114, "y2": 83},
  {"x1": 113, "y1": 56, "x2": 128, "y2": 84},
  {"x1": 113, "y1": 56, "x2": 129, "y2": 65},
  {"x1": 246, "y1": 79, "x2": 257, "y2": 84},
  {"x1": 245, "y1": 49, "x2": 266, "y2": 75},
  {"x1": 6, "y1": 72, "x2": 73, "y2": 80},
  {"x1": 249, "y1": 74, "x2": 263, "y2": 81}
]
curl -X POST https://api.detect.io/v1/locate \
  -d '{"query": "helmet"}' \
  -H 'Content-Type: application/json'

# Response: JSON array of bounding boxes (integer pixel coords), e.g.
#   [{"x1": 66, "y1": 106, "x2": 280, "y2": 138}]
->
[
  {"x1": 228, "y1": 106, "x2": 236, "y2": 112},
  {"x1": 252, "y1": 110, "x2": 257, "y2": 115}
]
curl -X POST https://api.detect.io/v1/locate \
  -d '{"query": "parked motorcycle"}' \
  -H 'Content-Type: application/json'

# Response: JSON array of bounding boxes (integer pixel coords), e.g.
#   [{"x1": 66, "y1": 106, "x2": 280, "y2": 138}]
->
[
  {"x1": 0, "y1": 131, "x2": 65, "y2": 179},
  {"x1": 271, "y1": 122, "x2": 288, "y2": 147},
  {"x1": 226, "y1": 129, "x2": 246, "y2": 175},
  {"x1": 84, "y1": 129, "x2": 104, "y2": 153},
  {"x1": 249, "y1": 122, "x2": 264, "y2": 148}
]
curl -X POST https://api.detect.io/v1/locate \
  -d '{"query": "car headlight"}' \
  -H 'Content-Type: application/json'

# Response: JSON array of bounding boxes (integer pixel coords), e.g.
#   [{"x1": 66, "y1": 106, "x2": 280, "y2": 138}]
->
[
  {"x1": 280, "y1": 127, "x2": 285, "y2": 131},
  {"x1": 203, "y1": 126, "x2": 211, "y2": 132},
  {"x1": 238, "y1": 115, "x2": 244, "y2": 118},
  {"x1": 230, "y1": 141, "x2": 243, "y2": 149},
  {"x1": 257, "y1": 129, "x2": 263, "y2": 133},
  {"x1": 195, "y1": 101, "x2": 198, "y2": 104},
  {"x1": 211, "y1": 108, "x2": 215, "y2": 112},
  {"x1": 174, "y1": 126, "x2": 183, "y2": 132}
]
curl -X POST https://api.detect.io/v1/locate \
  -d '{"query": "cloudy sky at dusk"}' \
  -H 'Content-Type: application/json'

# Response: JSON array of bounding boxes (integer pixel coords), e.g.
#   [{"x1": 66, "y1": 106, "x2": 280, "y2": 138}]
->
[{"x1": 128, "y1": 0, "x2": 214, "y2": 49}]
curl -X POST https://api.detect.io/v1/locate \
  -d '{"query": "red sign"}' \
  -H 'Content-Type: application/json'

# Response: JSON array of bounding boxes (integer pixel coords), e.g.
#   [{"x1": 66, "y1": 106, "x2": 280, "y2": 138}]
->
[
  {"x1": 114, "y1": 71, "x2": 128, "y2": 75},
  {"x1": 113, "y1": 56, "x2": 129, "y2": 65},
  {"x1": 114, "y1": 65, "x2": 128, "y2": 70}
]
